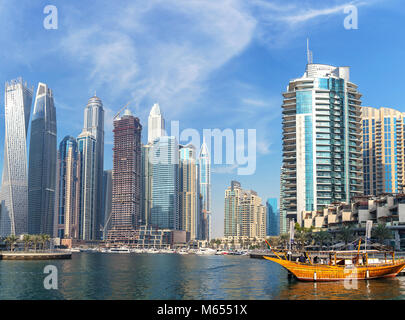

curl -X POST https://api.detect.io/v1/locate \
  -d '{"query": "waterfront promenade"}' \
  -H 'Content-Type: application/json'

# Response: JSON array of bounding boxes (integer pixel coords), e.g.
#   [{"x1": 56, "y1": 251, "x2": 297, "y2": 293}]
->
[{"x1": 0, "y1": 250, "x2": 71, "y2": 260}]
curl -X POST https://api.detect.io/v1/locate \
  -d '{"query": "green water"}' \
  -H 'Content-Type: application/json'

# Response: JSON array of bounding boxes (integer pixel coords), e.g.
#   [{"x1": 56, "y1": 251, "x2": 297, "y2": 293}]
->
[{"x1": 0, "y1": 252, "x2": 404, "y2": 300}]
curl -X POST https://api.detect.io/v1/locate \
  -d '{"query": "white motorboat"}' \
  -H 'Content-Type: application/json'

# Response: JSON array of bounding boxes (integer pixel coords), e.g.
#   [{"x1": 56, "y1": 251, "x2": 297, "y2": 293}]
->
[
  {"x1": 215, "y1": 250, "x2": 229, "y2": 255},
  {"x1": 196, "y1": 248, "x2": 216, "y2": 255},
  {"x1": 108, "y1": 247, "x2": 131, "y2": 253}
]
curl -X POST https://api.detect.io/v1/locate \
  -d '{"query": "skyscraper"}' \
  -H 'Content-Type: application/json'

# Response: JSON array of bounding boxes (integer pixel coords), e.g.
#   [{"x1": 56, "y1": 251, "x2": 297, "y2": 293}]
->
[
  {"x1": 224, "y1": 181, "x2": 266, "y2": 238},
  {"x1": 101, "y1": 170, "x2": 112, "y2": 239},
  {"x1": 108, "y1": 109, "x2": 142, "y2": 242},
  {"x1": 179, "y1": 144, "x2": 197, "y2": 239},
  {"x1": 151, "y1": 136, "x2": 179, "y2": 230},
  {"x1": 28, "y1": 82, "x2": 57, "y2": 236},
  {"x1": 266, "y1": 198, "x2": 279, "y2": 236},
  {"x1": 141, "y1": 144, "x2": 153, "y2": 226},
  {"x1": 362, "y1": 107, "x2": 405, "y2": 195},
  {"x1": 77, "y1": 131, "x2": 97, "y2": 240},
  {"x1": 0, "y1": 78, "x2": 33, "y2": 236},
  {"x1": 280, "y1": 63, "x2": 363, "y2": 227},
  {"x1": 148, "y1": 103, "x2": 165, "y2": 144},
  {"x1": 198, "y1": 140, "x2": 211, "y2": 240},
  {"x1": 55, "y1": 136, "x2": 80, "y2": 239},
  {"x1": 83, "y1": 95, "x2": 104, "y2": 239}
]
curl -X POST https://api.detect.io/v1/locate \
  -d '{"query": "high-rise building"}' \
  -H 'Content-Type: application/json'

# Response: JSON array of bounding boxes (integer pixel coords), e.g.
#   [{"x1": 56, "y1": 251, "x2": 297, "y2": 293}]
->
[
  {"x1": 108, "y1": 109, "x2": 142, "y2": 242},
  {"x1": 198, "y1": 139, "x2": 211, "y2": 240},
  {"x1": 28, "y1": 83, "x2": 57, "y2": 236},
  {"x1": 362, "y1": 107, "x2": 405, "y2": 195},
  {"x1": 77, "y1": 131, "x2": 97, "y2": 240},
  {"x1": 266, "y1": 198, "x2": 279, "y2": 236},
  {"x1": 224, "y1": 181, "x2": 266, "y2": 238},
  {"x1": 83, "y1": 95, "x2": 104, "y2": 239},
  {"x1": 151, "y1": 136, "x2": 179, "y2": 230},
  {"x1": 55, "y1": 136, "x2": 80, "y2": 239},
  {"x1": 0, "y1": 78, "x2": 33, "y2": 236},
  {"x1": 279, "y1": 167, "x2": 287, "y2": 234},
  {"x1": 179, "y1": 144, "x2": 198, "y2": 240},
  {"x1": 141, "y1": 144, "x2": 153, "y2": 226},
  {"x1": 101, "y1": 170, "x2": 112, "y2": 239},
  {"x1": 280, "y1": 63, "x2": 363, "y2": 227},
  {"x1": 148, "y1": 103, "x2": 165, "y2": 144}
]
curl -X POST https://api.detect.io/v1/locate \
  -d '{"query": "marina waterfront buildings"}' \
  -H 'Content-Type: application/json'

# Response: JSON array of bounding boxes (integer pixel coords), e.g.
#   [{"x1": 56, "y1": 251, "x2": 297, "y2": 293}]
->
[
  {"x1": 224, "y1": 181, "x2": 266, "y2": 238},
  {"x1": 101, "y1": 170, "x2": 112, "y2": 239},
  {"x1": 0, "y1": 78, "x2": 33, "y2": 236},
  {"x1": 28, "y1": 83, "x2": 57, "y2": 235},
  {"x1": 280, "y1": 63, "x2": 363, "y2": 228}
]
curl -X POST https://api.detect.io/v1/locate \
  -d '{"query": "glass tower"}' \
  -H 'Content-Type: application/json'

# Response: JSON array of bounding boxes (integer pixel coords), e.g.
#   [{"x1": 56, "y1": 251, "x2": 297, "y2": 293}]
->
[
  {"x1": 151, "y1": 136, "x2": 179, "y2": 230},
  {"x1": 362, "y1": 107, "x2": 405, "y2": 195},
  {"x1": 83, "y1": 95, "x2": 104, "y2": 239},
  {"x1": 266, "y1": 198, "x2": 279, "y2": 236},
  {"x1": 77, "y1": 131, "x2": 97, "y2": 240},
  {"x1": 0, "y1": 78, "x2": 33, "y2": 236},
  {"x1": 198, "y1": 140, "x2": 211, "y2": 240},
  {"x1": 280, "y1": 64, "x2": 363, "y2": 226},
  {"x1": 148, "y1": 103, "x2": 165, "y2": 144},
  {"x1": 28, "y1": 83, "x2": 57, "y2": 236},
  {"x1": 56, "y1": 136, "x2": 80, "y2": 239}
]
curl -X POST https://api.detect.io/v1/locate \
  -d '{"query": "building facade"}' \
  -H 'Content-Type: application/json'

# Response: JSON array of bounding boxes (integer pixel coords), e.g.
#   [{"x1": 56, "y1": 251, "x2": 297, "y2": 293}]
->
[
  {"x1": 77, "y1": 131, "x2": 97, "y2": 240},
  {"x1": 198, "y1": 140, "x2": 211, "y2": 240},
  {"x1": 141, "y1": 144, "x2": 153, "y2": 226},
  {"x1": 151, "y1": 136, "x2": 179, "y2": 230},
  {"x1": 224, "y1": 181, "x2": 266, "y2": 238},
  {"x1": 179, "y1": 144, "x2": 198, "y2": 240},
  {"x1": 266, "y1": 198, "x2": 279, "y2": 236},
  {"x1": 362, "y1": 107, "x2": 405, "y2": 196},
  {"x1": 0, "y1": 78, "x2": 33, "y2": 236},
  {"x1": 101, "y1": 169, "x2": 112, "y2": 239},
  {"x1": 148, "y1": 103, "x2": 165, "y2": 144},
  {"x1": 56, "y1": 136, "x2": 80, "y2": 239},
  {"x1": 280, "y1": 63, "x2": 363, "y2": 227},
  {"x1": 83, "y1": 95, "x2": 104, "y2": 239},
  {"x1": 28, "y1": 83, "x2": 57, "y2": 235},
  {"x1": 108, "y1": 110, "x2": 142, "y2": 242}
]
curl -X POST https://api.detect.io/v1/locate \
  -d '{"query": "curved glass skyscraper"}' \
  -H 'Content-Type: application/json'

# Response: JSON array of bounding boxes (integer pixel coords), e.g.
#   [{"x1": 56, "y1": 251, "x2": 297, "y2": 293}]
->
[
  {"x1": 28, "y1": 82, "x2": 57, "y2": 235},
  {"x1": 198, "y1": 140, "x2": 211, "y2": 240},
  {"x1": 0, "y1": 78, "x2": 33, "y2": 236}
]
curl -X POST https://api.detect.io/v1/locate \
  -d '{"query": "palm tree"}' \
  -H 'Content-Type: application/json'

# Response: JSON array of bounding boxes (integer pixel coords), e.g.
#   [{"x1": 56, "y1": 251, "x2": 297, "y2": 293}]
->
[
  {"x1": 279, "y1": 233, "x2": 289, "y2": 249},
  {"x1": 372, "y1": 224, "x2": 392, "y2": 245},
  {"x1": 6, "y1": 235, "x2": 18, "y2": 251},
  {"x1": 339, "y1": 225, "x2": 355, "y2": 246},
  {"x1": 22, "y1": 234, "x2": 31, "y2": 252},
  {"x1": 32, "y1": 235, "x2": 40, "y2": 252},
  {"x1": 43, "y1": 234, "x2": 51, "y2": 250},
  {"x1": 314, "y1": 231, "x2": 331, "y2": 249}
]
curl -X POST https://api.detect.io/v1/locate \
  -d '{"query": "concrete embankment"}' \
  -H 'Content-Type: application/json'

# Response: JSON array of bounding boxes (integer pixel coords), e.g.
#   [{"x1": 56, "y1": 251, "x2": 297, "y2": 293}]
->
[{"x1": 0, "y1": 252, "x2": 72, "y2": 260}]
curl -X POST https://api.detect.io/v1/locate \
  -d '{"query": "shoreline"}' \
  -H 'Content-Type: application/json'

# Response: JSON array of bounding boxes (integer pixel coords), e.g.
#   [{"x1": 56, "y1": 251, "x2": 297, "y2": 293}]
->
[{"x1": 0, "y1": 251, "x2": 72, "y2": 260}]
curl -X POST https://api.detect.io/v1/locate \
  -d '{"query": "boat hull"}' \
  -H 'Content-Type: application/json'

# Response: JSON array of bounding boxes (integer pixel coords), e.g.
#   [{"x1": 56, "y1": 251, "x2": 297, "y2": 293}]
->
[{"x1": 264, "y1": 256, "x2": 405, "y2": 281}]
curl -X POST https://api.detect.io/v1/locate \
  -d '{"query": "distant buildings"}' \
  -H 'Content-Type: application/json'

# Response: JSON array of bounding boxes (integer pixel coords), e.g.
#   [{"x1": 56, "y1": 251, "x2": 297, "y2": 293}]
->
[
  {"x1": 28, "y1": 83, "x2": 57, "y2": 236},
  {"x1": 280, "y1": 63, "x2": 363, "y2": 228},
  {"x1": 224, "y1": 181, "x2": 266, "y2": 239},
  {"x1": 266, "y1": 198, "x2": 279, "y2": 236},
  {"x1": 101, "y1": 170, "x2": 112, "y2": 239},
  {"x1": 148, "y1": 103, "x2": 165, "y2": 144},
  {"x1": 0, "y1": 78, "x2": 33, "y2": 236},
  {"x1": 108, "y1": 109, "x2": 142, "y2": 243}
]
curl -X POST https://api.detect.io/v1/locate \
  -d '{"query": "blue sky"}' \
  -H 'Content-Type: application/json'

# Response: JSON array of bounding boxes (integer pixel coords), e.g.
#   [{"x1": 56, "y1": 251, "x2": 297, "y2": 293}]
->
[{"x1": 0, "y1": 0, "x2": 404, "y2": 238}]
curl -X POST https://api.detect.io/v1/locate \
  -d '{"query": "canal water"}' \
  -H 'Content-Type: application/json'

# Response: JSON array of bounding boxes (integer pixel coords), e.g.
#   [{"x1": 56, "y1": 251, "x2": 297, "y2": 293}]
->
[{"x1": 0, "y1": 253, "x2": 404, "y2": 300}]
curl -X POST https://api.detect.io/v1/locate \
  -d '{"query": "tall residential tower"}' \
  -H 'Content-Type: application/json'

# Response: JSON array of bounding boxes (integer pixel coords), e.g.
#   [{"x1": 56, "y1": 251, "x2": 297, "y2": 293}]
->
[
  {"x1": 0, "y1": 79, "x2": 33, "y2": 236},
  {"x1": 280, "y1": 63, "x2": 363, "y2": 226}
]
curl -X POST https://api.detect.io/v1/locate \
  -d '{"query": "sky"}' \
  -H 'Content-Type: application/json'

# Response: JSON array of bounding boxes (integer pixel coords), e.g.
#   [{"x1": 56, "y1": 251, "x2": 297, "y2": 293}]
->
[{"x1": 0, "y1": 0, "x2": 404, "y2": 238}]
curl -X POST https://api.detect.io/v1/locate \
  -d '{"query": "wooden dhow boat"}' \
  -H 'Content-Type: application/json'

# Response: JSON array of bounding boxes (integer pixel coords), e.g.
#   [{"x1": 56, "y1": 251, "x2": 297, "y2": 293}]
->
[{"x1": 264, "y1": 240, "x2": 405, "y2": 282}]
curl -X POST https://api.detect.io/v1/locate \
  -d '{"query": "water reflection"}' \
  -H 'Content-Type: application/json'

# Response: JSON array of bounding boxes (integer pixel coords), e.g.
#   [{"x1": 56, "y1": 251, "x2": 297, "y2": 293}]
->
[{"x1": 0, "y1": 254, "x2": 405, "y2": 299}]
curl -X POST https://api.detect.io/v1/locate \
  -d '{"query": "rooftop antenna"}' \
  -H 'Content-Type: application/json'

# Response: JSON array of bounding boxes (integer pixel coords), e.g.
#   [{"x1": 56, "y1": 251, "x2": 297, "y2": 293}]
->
[{"x1": 307, "y1": 38, "x2": 313, "y2": 64}]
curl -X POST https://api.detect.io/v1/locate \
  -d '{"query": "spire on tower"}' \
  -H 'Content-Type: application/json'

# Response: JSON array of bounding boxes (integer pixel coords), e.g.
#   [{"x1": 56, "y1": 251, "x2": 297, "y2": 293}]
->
[{"x1": 307, "y1": 38, "x2": 313, "y2": 64}]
